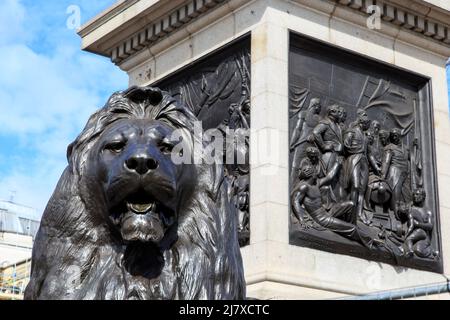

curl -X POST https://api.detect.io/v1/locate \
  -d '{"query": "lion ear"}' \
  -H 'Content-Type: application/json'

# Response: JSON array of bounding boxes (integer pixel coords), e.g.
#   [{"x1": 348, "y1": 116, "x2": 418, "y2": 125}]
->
[
  {"x1": 67, "y1": 141, "x2": 75, "y2": 163},
  {"x1": 146, "y1": 88, "x2": 163, "y2": 106},
  {"x1": 123, "y1": 86, "x2": 163, "y2": 106}
]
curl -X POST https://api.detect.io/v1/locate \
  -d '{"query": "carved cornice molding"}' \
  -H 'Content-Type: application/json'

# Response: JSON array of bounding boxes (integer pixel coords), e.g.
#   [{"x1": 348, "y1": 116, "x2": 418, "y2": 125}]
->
[
  {"x1": 109, "y1": 0, "x2": 229, "y2": 65},
  {"x1": 79, "y1": 0, "x2": 450, "y2": 67},
  {"x1": 78, "y1": 0, "x2": 139, "y2": 39},
  {"x1": 333, "y1": 0, "x2": 450, "y2": 45}
]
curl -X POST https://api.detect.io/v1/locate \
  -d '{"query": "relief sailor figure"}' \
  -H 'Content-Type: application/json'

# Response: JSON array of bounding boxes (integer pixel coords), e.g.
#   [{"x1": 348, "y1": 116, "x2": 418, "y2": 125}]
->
[
  {"x1": 342, "y1": 108, "x2": 371, "y2": 225},
  {"x1": 290, "y1": 98, "x2": 322, "y2": 182},
  {"x1": 310, "y1": 104, "x2": 343, "y2": 209}
]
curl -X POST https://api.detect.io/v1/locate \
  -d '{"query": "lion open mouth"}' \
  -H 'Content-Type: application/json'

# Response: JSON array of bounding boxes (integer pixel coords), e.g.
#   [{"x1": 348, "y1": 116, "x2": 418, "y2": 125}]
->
[
  {"x1": 127, "y1": 202, "x2": 157, "y2": 213},
  {"x1": 110, "y1": 189, "x2": 174, "y2": 244}
]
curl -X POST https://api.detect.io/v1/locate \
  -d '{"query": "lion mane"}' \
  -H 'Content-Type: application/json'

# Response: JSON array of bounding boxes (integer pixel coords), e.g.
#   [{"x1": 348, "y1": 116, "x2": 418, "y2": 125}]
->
[{"x1": 25, "y1": 86, "x2": 246, "y2": 300}]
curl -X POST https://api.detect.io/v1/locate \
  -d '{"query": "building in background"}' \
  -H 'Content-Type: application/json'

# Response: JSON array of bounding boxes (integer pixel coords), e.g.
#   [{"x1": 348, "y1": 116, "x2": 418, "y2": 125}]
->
[{"x1": 0, "y1": 200, "x2": 40, "y2": 300}]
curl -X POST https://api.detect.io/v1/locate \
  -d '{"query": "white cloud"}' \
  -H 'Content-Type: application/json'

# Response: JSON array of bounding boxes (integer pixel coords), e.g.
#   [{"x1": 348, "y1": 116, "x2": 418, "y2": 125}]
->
[
  {"x1": 0, "y1": 0, "x2": 28, "y2": 46},
  {"x1": 0, "y1": 45, "x2": 94, "y2": 134},
  {"x1": 0, "y1": 0, "x2": 127, "y2": 213}
]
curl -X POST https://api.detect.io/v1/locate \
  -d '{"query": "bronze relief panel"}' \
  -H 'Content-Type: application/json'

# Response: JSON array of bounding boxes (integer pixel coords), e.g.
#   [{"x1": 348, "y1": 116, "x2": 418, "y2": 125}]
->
[
  {"x1": 289, "y1": 34, "x2": 442, "y2": 272},
  {"x1": 156, "y1": 37, "x2": 251, "y2": 247}
]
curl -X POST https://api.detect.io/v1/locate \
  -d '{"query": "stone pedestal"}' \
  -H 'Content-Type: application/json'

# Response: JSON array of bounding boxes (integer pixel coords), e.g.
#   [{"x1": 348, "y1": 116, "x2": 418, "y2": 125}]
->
[{"x1": 79, "y1": 0, "x2": 450, "y2": 299}]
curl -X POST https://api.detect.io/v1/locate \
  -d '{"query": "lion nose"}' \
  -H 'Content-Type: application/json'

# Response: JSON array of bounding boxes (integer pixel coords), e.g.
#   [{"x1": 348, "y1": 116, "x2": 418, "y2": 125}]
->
[{"x1": 125, "y1": 153, "x2": 159, "y2": 175}]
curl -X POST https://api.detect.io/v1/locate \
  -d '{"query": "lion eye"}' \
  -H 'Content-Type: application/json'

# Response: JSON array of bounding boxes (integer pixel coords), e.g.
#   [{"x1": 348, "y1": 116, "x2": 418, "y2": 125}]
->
[
  {"x1": 159, "y1": 141, "x2": 174, "y2": 154},
  {"x1": 105, "y1": 141, "x2": 126, "y2": 153}
]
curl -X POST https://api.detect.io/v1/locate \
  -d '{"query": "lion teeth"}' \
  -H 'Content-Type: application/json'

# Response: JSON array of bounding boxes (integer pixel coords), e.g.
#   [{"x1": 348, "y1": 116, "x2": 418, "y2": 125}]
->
[{"x1": 127, "y1": 202, "x2": 156, "y2": 213}]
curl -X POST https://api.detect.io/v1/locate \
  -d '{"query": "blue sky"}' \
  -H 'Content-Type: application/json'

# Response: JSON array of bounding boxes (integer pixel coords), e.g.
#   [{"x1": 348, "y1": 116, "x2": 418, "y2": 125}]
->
[
  {"x1": 0, "y1": 0, "x2": 127, "y2": 212},
  {"x1": 0, "y1": 1, "x2": 449, "y2": 215}
]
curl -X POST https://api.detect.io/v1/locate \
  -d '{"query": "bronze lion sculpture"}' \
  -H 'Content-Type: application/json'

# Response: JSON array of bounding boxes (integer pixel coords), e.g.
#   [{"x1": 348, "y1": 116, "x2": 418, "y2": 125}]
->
[{"x1": 25, "y1": 86, "x2": 245, "y2": 300}]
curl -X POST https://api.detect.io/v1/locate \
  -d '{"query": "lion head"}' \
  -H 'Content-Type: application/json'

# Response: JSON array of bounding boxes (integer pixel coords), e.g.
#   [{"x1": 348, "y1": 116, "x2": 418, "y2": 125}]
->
[{"x1": 25, "y1": 86, "x2": 246, "y2": 300}]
